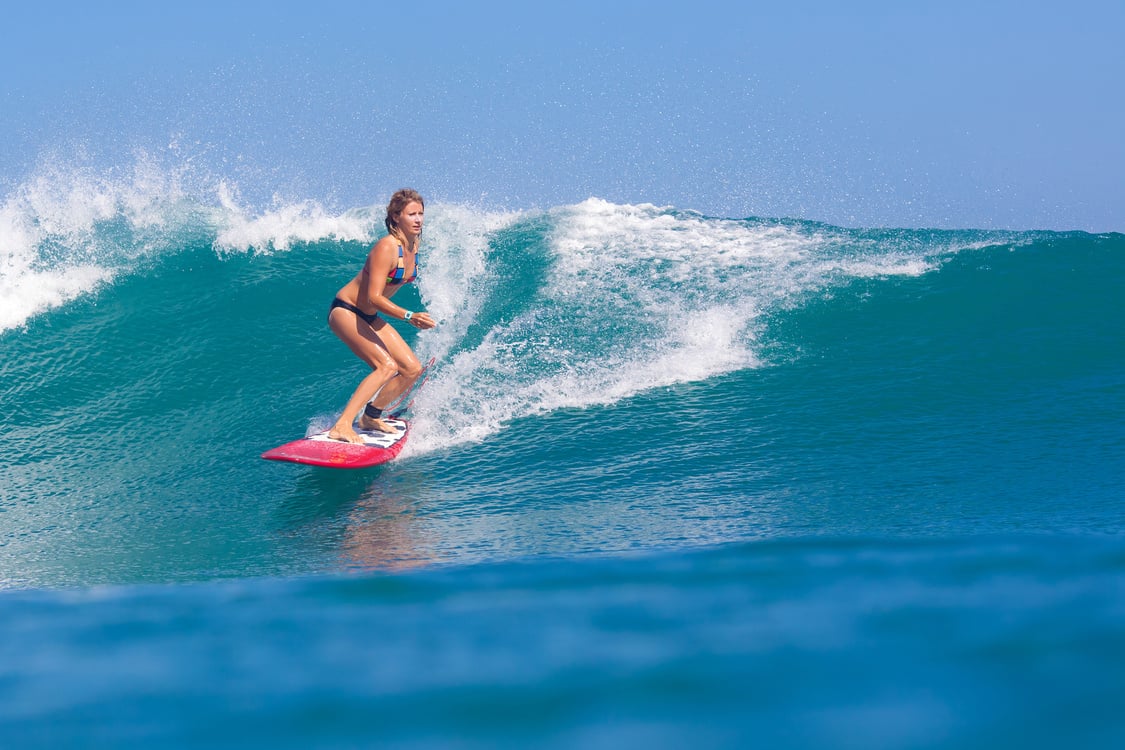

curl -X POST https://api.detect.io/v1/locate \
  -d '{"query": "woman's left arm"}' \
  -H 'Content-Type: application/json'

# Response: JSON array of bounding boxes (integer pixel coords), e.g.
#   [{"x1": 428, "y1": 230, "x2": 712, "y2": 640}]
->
[{"x1": 362, "y1": 239, "x2": 436, "y2": 329}]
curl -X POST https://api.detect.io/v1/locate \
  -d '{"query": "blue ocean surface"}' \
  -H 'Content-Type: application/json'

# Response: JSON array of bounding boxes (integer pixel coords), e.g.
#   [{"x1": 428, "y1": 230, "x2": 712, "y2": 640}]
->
[{"x1": 1, "y1": 169, "x2": 1123, "y2": 747}]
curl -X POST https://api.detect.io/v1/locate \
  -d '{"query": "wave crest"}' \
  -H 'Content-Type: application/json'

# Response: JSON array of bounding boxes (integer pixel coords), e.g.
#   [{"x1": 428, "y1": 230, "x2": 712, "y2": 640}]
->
[{"x1": 0, "y1": 153, "x2": 384, "y2": 331}]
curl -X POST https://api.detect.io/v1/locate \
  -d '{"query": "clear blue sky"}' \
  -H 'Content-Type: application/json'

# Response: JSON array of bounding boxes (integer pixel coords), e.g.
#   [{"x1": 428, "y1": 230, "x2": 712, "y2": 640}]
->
[{"x1": 2, "y1": 0, "x2": 1122, "y2": 230}]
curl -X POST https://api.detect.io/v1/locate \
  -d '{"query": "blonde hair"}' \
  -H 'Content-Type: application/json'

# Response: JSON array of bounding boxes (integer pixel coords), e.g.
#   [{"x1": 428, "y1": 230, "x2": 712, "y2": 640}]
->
[{"x1": 384, "y1": 188, "x2": 425, "y2": 244}]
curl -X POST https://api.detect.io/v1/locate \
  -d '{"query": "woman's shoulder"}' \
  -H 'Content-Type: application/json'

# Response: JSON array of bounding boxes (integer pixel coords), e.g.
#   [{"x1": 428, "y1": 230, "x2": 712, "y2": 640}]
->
[
  {"x1": 367, "y1": 234, "x2": 400, "y2": 259},
  {"x1": 370, "y1": 234, "x2": 400, "y2": 251}
]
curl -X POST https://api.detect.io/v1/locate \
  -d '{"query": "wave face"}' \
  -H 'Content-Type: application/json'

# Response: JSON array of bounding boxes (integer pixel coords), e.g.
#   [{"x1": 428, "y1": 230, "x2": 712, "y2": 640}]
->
[{"x1": 2, "y1": 164, "x2": 1124, "y2": 746}]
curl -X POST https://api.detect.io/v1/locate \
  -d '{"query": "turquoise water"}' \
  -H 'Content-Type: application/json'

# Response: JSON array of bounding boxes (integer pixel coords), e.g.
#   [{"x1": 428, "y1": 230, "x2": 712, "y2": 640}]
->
[{"x1": 2, "y1": 187, "x2": 1123, "y2": 746}]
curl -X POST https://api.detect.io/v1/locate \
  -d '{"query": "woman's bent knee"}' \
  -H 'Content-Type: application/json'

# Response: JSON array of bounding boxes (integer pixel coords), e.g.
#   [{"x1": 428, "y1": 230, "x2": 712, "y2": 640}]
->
[{"x1": 368, "y1": 353, "x2": 397, "y2": 373}]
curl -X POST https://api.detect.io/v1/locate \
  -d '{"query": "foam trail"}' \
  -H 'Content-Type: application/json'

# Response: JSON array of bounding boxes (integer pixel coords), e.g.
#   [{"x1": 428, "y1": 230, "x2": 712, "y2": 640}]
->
[
  {"x1": 405, "y1": 199, "x2": 961, "y2": 454},
  {"x1": 412, "y1": 202, "x2": 525, "y2": 357}
]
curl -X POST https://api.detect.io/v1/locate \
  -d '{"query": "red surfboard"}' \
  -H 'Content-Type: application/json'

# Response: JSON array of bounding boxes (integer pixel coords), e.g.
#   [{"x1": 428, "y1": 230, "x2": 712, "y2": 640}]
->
[{"x1": 261, "y1": 418, "x2": 409, "y2": 469}]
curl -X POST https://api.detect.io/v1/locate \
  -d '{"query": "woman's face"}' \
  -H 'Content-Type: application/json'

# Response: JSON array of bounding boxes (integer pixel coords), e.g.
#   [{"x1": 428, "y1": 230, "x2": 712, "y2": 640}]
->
[{"x1": 397, "y1": 201, "x2": 424, "y2": 237}]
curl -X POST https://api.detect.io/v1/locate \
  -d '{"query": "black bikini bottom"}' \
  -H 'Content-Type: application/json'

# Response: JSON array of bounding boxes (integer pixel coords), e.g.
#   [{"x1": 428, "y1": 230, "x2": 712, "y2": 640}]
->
[{"x1": 329, "y1": 298, "x2": 380, "y2": 326}]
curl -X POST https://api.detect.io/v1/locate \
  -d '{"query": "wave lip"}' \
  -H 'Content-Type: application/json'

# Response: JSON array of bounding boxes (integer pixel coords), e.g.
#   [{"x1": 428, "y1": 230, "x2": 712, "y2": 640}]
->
[
  {"x1": 0, "y1": 153, "x2": 206, "y2": 331},
  {"x1": 0, "y1": 155, "x2": 387, "y2": 332}
]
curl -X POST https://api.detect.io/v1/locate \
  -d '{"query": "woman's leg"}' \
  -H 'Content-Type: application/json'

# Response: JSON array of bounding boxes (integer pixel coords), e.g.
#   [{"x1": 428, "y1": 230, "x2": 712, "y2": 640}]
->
[
  {"x1": 367, "y1": 323, "x2": 425, "y2": 410},
  {"x1": 328, "y1": 309, "x2": 398, "y2": 442}
]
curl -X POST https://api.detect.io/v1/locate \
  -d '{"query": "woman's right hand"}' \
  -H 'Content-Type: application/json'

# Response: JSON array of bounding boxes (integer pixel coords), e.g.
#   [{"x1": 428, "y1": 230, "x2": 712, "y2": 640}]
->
[{"x1": 409, "y1": 311, "x2": 437, "y2": 330}]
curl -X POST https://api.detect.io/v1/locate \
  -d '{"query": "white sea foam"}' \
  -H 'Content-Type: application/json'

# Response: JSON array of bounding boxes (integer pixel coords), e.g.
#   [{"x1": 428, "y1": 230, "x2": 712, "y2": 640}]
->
[
  {"x1": 0, "y1": 155, "x2": 183, "y2": 331},
  {"x1": 405, "y1": 198, "x2": 954, "y2": 454},
  {"x1": 0, "y1": 153, "x2": 386, "y2": 331},
  {"x1": 211, "y1": 182, "x2": 375, "y2": 253}
]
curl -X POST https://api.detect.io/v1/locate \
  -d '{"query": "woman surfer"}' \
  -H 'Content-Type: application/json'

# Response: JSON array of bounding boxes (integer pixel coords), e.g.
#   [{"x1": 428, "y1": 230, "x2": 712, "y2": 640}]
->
[{"x1": 327, "y1": 188, "x2": 436, "y2": 443}]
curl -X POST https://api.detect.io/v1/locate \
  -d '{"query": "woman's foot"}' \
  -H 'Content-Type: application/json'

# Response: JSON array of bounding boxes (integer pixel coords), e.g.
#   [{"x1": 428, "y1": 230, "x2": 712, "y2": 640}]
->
[
  {"x1": 357, "y1": 413, "x2": 396, "y2": 433},
  {"x1": 328, "y1": 424, "x2": 365, "y2": 444}
]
